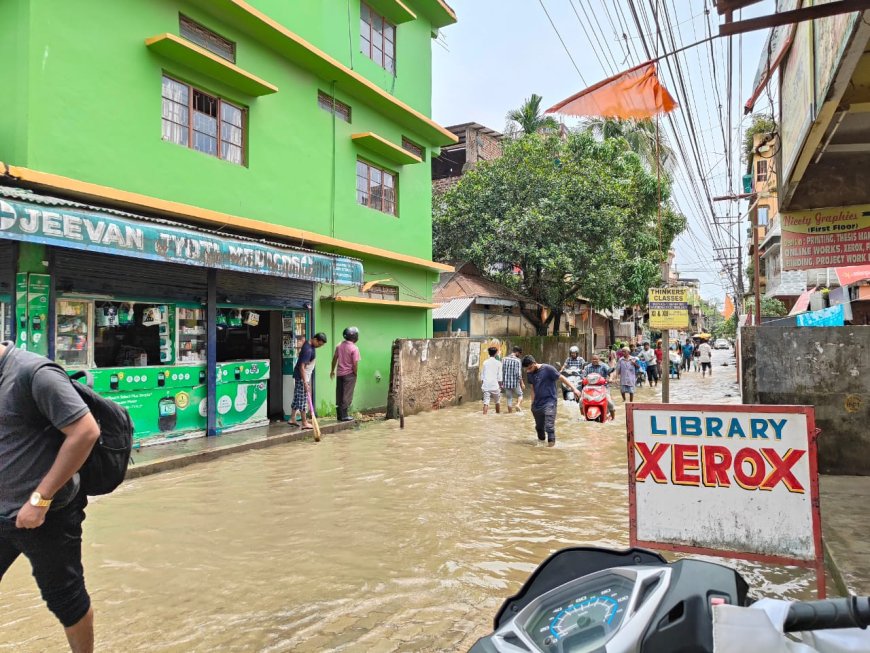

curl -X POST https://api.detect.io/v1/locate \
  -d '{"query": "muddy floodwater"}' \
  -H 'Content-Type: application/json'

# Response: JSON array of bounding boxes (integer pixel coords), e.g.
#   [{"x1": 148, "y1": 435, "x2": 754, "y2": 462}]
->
[{"x1": 0, "y1": 351, "x2": 818, "y2": 652}]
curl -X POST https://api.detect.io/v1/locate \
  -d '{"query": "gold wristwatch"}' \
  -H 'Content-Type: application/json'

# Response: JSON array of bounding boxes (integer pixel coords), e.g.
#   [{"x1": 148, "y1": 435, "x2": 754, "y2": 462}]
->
[{"x1": 29, "y1": 492, "x2": 52, "y2": 508}]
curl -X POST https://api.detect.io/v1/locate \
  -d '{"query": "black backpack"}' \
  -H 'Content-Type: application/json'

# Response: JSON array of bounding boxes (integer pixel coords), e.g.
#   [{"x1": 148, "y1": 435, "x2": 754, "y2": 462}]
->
[{"x1": 39, "y1": 364, "x2": 134, "y2": 496}]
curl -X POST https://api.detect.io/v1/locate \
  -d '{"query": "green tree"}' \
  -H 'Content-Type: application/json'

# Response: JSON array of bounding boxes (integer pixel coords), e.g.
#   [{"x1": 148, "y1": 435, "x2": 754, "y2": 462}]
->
[
  {"x1": 584, "y1": 117, "x2": 675, "y2": 174},
  {"x1": 505, "y1": 94, "x2": 560, "y2": 137},
  {"x1": 433, "y1": 131, "x2": 686, "y2": 334},
  {"x1": 760, "y1": 296, "x2": 787, "y2": 317},
  {"x1": 743, "y1": 113, "x2": 776, "y2": 163}
]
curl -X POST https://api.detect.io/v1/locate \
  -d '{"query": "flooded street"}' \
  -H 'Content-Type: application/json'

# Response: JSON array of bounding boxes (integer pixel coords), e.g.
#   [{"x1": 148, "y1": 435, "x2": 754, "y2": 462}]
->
[{"x1": 0, "y1": 350, "x2": 817, "y2": 652}]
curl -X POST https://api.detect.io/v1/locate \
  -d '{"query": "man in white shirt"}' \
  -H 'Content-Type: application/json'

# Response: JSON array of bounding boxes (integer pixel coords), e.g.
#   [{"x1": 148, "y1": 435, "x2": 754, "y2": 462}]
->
[
  {"x1": 480, "y1": 346, "x2": 503, "y2": 414},
  {"x1": 638, "y1": 342, "x2": 658, "y2": 387},
  {"x1": 698, "y1": 340, "x2": 713, "y2": 377}
]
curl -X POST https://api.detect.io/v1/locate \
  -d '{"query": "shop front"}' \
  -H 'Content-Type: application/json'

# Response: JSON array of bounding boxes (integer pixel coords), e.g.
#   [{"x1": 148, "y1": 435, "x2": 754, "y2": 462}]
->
[{"x1": 0, "y1": 186, "x2": 363, "y2": 444}]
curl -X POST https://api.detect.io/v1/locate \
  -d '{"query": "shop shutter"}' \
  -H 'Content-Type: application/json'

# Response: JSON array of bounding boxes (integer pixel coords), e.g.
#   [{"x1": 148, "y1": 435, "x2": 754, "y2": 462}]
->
[
  {"x1": 0, "y1": 240, "x2": 14, "y2": 298},
  {"x1": 216, "y1": 269, "x2": 312, "y2": 308},
  {"x1": 53, "y1": 249, "x2": 207, "y2": 302}
]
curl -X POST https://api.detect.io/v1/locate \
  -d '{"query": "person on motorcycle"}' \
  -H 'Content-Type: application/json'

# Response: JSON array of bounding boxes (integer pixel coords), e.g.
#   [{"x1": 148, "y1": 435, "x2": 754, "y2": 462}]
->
[
  {"x1": 559, "y1": 346, "x2": 585, "y2": 400},
  {"x1": 582, "y1": 354, "x2": 616, "y2": 420}
]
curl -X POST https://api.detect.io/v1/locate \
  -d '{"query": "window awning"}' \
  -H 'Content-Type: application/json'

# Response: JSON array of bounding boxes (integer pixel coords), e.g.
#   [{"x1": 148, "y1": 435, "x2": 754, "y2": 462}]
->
[{"x1": 0, "y1": 186, "x2": 363, "y2": 286}]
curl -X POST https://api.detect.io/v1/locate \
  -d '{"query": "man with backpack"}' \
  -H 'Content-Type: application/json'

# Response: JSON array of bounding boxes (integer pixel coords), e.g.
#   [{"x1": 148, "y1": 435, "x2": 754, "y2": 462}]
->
[{"x1": 0, "y1": 340, "x2": 102, "y2": 653}]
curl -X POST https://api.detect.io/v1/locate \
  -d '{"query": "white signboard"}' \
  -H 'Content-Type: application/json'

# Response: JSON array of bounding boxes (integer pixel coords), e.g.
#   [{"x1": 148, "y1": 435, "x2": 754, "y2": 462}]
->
[{"x1": 627, "y1": 404, "x2": 824, "y2": 593}]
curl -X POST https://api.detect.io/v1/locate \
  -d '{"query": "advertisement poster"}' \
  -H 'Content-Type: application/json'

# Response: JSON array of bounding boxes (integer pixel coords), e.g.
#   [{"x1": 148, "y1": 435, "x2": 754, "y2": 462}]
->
[
  {"x1": 627, "y1": 404, "x2": 824, "y2": 595},
  {"x1": 27, "y1": 273, "x2": 50, "y2": 356},
  {"x1": 781, "y1": 204, "x2": 870, "y2": 270},
  {"x1": 814, "y1": 1, "x2": 858, "y2": 108},
  {"x1": 648, "y1": 288, "x2": 689, "y2": 329}
]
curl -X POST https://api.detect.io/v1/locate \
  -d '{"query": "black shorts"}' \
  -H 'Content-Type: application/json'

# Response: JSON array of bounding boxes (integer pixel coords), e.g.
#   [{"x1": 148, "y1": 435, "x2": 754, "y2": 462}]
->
[
  {"x1": 701, "y1": 361, "x2": 712, "y2": 370},
  {"x1": 0, "y1": 492, "x2": 90, "y2": 627}
]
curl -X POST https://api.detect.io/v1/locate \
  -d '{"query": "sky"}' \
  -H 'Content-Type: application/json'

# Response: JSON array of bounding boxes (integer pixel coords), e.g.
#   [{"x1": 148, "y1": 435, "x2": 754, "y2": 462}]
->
[{"x1": 431, "y1": 0, "x2": 777, "y2": 306}]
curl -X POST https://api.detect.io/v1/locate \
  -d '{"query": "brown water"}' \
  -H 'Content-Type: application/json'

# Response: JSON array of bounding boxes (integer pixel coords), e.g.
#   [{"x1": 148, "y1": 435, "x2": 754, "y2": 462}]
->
[{"x1": 0, "y1": 351, "x2": 817, "y2": 652}]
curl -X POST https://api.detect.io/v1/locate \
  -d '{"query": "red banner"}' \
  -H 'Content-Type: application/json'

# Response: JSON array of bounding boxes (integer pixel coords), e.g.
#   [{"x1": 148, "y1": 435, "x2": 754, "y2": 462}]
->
[
  {"x1": 781, "y1": 205, "x2": 870, "y2": 270},
  {"x1": 835, "y1": 264, "x2": 870, "y2": 286}
]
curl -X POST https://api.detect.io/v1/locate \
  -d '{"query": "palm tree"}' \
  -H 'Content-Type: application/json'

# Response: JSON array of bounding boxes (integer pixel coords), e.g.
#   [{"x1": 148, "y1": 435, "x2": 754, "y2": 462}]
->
[
  {"x1": 584, "y1": 117, "x2": 675, "y2": 174},
  {"x1": 506, "y1": 94, "x2": 560, "y2": 137}
]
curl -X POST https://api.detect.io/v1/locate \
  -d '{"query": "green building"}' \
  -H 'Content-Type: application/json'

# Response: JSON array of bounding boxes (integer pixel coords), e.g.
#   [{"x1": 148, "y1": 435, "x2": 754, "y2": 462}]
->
[{"x1": 0, "y1": 0, "x2": 456, "y2": 442}]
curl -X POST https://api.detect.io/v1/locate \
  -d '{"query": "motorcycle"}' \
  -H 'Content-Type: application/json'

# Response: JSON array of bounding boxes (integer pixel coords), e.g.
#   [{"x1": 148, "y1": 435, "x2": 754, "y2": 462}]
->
[
  {"x1": 580, "y1": 373, "x2": 610, "y2": 422},
  {"x1": 561, "y1": 368, "x2": 584, "y2": 401},
  {"x1": 469, "y1": 545, "x2": 870, "y2": 653}
]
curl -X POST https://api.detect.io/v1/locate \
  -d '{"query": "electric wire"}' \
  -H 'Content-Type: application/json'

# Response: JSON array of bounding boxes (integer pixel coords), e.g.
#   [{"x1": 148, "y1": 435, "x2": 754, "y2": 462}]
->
[{"x1": 537, "y1": 0, "x2": 589, "y2": 85}]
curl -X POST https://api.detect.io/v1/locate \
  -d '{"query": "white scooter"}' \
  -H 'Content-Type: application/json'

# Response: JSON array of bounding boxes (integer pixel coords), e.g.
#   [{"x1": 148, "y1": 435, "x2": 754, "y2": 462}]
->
[{"x1": 468, "y1": 546, "x2": 870, "y2": 653}]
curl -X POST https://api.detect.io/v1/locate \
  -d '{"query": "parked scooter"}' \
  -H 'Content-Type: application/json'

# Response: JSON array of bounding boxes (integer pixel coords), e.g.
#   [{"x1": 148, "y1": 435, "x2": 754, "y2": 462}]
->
[
  {"x1": 469, "y1": 545, "x2": 870, "y2": 653},
  {"x1": 580, "y1": 373, "x2": 610, "y2": 422}
]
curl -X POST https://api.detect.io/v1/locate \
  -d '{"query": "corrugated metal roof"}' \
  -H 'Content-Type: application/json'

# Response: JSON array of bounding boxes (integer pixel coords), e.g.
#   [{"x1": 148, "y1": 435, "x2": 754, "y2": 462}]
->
[
  {"x1": 0, "y1": 185, "x2": 360, "y2": 262},
  {"x1": 432, "y1": 296, "x2": 475, "y2": 320}
]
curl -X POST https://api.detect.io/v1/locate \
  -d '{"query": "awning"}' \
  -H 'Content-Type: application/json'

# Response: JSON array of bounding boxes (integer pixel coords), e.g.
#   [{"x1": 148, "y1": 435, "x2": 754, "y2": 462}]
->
[
  {"x1": 0, "y1": 186, "x2": 363, "y2": 286},
  {"x1": 432, "y1": 297, "x2": 474, "y2": 320},
  {"x1": 835, "y1": 264, "x2": 870, "y2": 286},
  {"x1": 789, "y1": 287, "x2": 817, "y2": 316}
]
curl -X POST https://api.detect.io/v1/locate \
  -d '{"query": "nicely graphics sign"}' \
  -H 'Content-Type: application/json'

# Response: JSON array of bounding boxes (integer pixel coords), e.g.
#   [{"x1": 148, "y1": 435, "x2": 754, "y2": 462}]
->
[
  {"x1": 648, "y1": 287, "x2": 689, "y2": 329},
  {"x1": 627, "y1": 404, "x2": 821, "y2": 567},
  {"x1": 0, "y1": 196, "x2": 364, "y2": 286},
  {"x1": 781, "y1": 205, "x2": 870, "y2": 270}
]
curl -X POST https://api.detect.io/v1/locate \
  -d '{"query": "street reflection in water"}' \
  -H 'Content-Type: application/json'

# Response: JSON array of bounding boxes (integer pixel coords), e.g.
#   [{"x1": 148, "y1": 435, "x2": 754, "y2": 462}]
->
[{"x1": 0, "y1": 351, "x2": 817, "y2": 652}]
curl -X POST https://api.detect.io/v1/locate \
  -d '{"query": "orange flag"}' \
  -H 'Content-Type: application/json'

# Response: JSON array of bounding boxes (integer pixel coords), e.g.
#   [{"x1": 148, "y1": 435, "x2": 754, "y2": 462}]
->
[
  {"x1": 722, "y1": 295, "x2": 735, "y2": 319},
  {"x1": 546, "y1": 63, "x2": 678, "y2": 119}
]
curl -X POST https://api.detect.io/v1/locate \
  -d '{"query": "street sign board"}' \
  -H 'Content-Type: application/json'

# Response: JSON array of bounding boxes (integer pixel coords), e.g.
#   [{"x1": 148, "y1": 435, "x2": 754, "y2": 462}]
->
[
  {"x1": 648, "y1": 288, "x2": 689, "y2": 329},
  {"x1": 627, "y1": 403, "x2": 824, "y2": 596}
]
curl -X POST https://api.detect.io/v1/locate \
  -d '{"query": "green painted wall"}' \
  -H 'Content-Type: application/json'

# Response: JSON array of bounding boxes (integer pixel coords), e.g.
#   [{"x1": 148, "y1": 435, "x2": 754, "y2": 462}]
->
[
  {"x1": 0, "y1": 0, "x2": 448, "y2": 413},
  {"x1": 4, "y1": 0, "x2": 436, "y2": 261},
  {"x1": 314, "y1": 256, "x2": 434, "y2": 414},
  {"x1": 0, "y1": 0, "x2": 30, "y2": 163},
  {"x1": 250, "y1": 0, "x2": 434, "y2": 115}
]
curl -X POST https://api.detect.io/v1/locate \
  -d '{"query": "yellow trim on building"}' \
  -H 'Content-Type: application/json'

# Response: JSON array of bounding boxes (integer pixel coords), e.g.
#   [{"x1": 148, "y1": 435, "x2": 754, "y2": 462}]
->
[
  {"x1": 352, "y1": 132, "x2": 422, "y2": 165},
  {"x1": 327, "y1": 296, "x2": 438, "y2": 309},
  {"x1": 203, "y1": 0, "x2": 457, "y2": 145},
  {"x1": 1, "y1": 163, "x2": 454, "y2": 273},
  {"x1": 145, "y1": 33, "x2": 279, "y2": 96}
]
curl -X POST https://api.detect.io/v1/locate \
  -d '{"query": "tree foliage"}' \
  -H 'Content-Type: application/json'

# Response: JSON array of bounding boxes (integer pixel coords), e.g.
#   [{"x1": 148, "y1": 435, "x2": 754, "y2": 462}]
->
[
  {"x1": 743, "y1": 113, "x2": 777, "y2": 163},
  {"x1": 433, "y1": 131, "x2": 686, "y2": 334},
  {"x1": 761, "y1": 296, "x2": 787, "y2": 317},
  {"x1": 584, "y1": 117, "x2": 675, "y2": 175},
  {"x1": 505, "y1": 94, "x2": 560, "y2": 137}
]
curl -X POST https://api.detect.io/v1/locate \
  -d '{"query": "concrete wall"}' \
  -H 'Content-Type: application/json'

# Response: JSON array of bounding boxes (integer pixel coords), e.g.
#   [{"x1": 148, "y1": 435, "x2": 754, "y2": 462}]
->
[
  {"x1": 741, "y1": 326, "x2": 870, "y2": 475},
  {"x1": 387, "y1": 336, "x2": 586, "y2": 418}
]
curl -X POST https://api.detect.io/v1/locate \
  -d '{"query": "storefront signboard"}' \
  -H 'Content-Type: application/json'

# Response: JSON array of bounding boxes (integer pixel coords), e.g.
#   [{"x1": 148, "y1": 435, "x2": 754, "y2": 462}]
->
[
  {"x1": 648, "y1": 288, "x2": 689, "y2": 329},
  {"x1": 780, "y1": 9, "x2": 814, "y2": 183},
  {"x1": 0, "y1": 197, "x2": 363, "y2": 286},
  {"x1": 627, "y1": 403, "x2": 824, "y2": 596},
  {"x1": 781, "y1": 204, "x2": 870, "y2": 270},
  {"x1": 814, "y1": 1, "x2": 859, "y2": 109}
]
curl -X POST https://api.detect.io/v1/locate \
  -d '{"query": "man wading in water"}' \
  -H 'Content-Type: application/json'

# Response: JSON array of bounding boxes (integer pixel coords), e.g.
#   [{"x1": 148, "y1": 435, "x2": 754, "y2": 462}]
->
[{"x1": 521, "y1": 355, "x2": 581, "y2": 447}]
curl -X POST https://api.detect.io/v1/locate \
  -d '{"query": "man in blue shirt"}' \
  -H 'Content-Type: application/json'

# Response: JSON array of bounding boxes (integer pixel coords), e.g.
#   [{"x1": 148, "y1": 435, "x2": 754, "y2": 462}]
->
[
  {"x1": 288, "y1": 332, "x2": 328, "y2": 430},
  {"x1": 582, "y1": 353, "x2": 617, "y2": 420},
  {"x1": 521, "y1": 355, "x2": 580, "y2": 447},
  {"x1": 682, "y1": 340, "x2": 694, "y2": 372}
]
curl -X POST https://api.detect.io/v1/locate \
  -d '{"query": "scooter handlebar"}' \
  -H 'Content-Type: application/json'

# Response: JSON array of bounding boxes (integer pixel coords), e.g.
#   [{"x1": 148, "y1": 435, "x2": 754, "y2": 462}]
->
[{"x1": 784, "y1": 596, "x2": 870, "y2": 633}]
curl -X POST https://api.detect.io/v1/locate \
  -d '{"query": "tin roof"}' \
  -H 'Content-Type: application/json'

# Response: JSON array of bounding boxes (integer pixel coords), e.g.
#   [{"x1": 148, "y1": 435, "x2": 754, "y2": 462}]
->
[{"x1": 432, "y1": 296, "x2": 475, "y2": 320}]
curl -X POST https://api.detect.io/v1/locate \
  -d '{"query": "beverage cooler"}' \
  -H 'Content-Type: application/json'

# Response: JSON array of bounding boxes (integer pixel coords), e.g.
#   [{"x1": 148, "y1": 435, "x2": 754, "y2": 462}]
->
[{"x1": 281, "y1": 310, "x2": 309, "y2": 419}]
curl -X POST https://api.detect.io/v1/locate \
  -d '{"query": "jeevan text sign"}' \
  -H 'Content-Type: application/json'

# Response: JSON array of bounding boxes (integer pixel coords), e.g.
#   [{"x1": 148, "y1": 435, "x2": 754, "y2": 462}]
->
[{"x1": 627, "y1": 404, "x2": 822, "y2": 579}]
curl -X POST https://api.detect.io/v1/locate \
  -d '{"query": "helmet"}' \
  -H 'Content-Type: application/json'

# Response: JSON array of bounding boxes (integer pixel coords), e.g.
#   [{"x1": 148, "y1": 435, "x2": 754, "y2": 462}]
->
[
  {"x1": 342, "y1": 326, "x2": 359, "y2": 342},
  {"x1": 569, "y1": 346, "x2": 579, "y2": 354}
]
